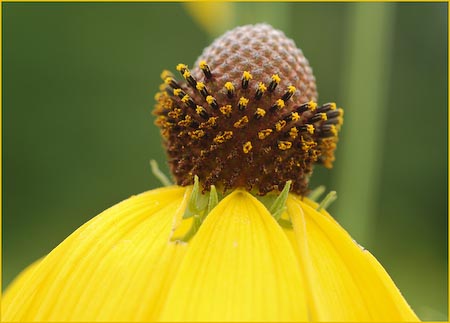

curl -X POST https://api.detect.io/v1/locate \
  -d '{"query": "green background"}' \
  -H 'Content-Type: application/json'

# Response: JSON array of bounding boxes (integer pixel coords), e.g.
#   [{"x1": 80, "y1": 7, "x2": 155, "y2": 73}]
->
[{"x1": 3, "y1": 2, "x2": 447, "y2": 320}]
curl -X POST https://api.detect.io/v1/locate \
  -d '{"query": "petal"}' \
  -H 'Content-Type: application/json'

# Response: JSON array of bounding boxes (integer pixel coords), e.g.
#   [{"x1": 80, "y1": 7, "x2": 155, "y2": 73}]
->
[
  {"x1": 2, "y1": 258, "x2": 43, "y2": 312},
  {"x1": 3, "y1": 186, "x2": 190, "y2": 321},
  {"x1": 159, "y1": 190, "x2": 308, "y2": 321},
  {"x1": 286, "y1": 194, "x2": 420, "y2": 322}
]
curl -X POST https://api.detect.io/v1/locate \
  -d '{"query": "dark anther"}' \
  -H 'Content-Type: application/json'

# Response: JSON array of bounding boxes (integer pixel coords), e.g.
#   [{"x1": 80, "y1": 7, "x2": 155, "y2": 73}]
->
[
  {"x1": 254, "y1": 82, "x2": 267, "y2": 100},
  {"x1": 184, "y1": 97, "x2": 197, "y2": 109},
  {"x1": 319, "y1": 124, "x2": 337, "y2": 137},
  {"x1": 196, "y1": 105, "x2": 210, "y2": 119},
  {"x1": 254, "y1": 89, "x2": 264, "y2": 100},
  {"x1": 196, "y1": 82, "x2": 209, "y2": 98},
  {"x1": 324, "y1": 117, "x2": 340, "y2": 125},
  {"x1": 238, "y1": 97, "x2": 249, "y2": 111},
  {"x1": 224, "y1": 82, "x2": 235, "y2": 98},
  {"x1": 284, "y1": 112, "x2": 300, "y2": 122},
  {"x1": 199, "y1": 61, "x2": 212, "y2": 79},
  {"x1": 176, "y1": 64, "x2": 187, "y2": 75},
  {"x1": 241, "y1": 71, "x2": 252, "y2": 90},
  {"x1": 310, "y1": 113, "x2": 327, "y2": 123},
  {"x1": 295, "y1": 102, "x2": 311, "y2": 114},
  {"x1": 281, "y1": 86, "x2": 296, "y2": 101},
  {"x1": 165, "y1": 77, "x2": 181, "y2": 89},
  {"x1": 184, "y1": 71, "x2": 198, "y2": 88},
  {"x1": 268, "y1": 74, "x2": 280, "y2": 92},
  {"x1": 174, "y1": 88, "x2": 187, "y2": 99},
  {"x1": 206, "y1": 95, "x2": 219, "y2": 109},
  {"x1": 326, "y1": 110, "x2": 340, "y2": 119},
  {"x1": 316, "y1": 102, "x2": 336, "y2": 114}
]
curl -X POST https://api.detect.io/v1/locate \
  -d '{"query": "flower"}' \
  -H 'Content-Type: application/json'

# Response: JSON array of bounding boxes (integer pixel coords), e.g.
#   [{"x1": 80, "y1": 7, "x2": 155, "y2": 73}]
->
[{"x1": 3, "y1": 23, "x2": 419, "y2": 321}]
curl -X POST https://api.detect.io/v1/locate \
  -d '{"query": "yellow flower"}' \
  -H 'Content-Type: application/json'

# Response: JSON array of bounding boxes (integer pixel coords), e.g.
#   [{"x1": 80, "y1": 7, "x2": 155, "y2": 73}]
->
[
  {"x1": 3, "y1": 185, "x2": 418, "y2": 321},
  {"x1": 3, "y1": 24, "x2": 420, "y2": 322}
]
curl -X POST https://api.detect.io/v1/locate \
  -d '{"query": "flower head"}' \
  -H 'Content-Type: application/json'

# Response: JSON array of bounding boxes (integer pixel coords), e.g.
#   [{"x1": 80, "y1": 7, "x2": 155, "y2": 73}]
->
[
  {"x1": 3, "y1": 23, "x2": 418, "y2": 322},
  {"x1": 154, "y1": 24, "x2": 343, "y2": 196}
]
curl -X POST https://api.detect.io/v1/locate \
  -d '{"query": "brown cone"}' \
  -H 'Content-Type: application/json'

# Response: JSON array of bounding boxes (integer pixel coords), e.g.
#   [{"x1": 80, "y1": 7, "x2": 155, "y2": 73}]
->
[{"x1": 154, "y1": 24, "x2": 343, "y2": 195}]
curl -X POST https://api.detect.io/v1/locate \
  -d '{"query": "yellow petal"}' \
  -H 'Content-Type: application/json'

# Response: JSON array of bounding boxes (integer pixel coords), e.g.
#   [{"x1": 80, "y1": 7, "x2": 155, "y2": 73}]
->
[
  {"x1": 3, "y1": 186, "x2": 190, "y2": 321},
  {"x1": 286, "y1": 194, "x2": 420, "y2": 322},
  {"x1": 159, "y1": 190, "x2": 308, "y2": 321},
  {"x1": 2, "y1": 258, "x2": 43, "y2": 312}
]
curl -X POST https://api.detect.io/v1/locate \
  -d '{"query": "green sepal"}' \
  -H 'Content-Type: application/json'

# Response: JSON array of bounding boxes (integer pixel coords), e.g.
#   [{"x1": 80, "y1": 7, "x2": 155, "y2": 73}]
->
[
  {"x1": 207, "y1": 185, "x2": 219, "y2": 214},
  {"x1": 183, "y1": 175, "x2": 208, "y2": 219},
  {"x1": 149, "y1": 159, "x2": 172, "y2": 187},
  {"x1": 269, "y1": 180, "x2": 291, "y2": 221},
  {"x1": 317, "y1": 190, "x2": 337, "y2": 211},
  {"x1": 308, "y1": 185, "x2": 326, "y2": 202}
]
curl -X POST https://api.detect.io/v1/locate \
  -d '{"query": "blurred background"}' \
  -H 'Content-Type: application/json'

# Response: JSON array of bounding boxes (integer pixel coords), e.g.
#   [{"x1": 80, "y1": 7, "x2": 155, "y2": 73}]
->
[{"x1": 3, "y1": 2, "x2": 447, "y2": 320}]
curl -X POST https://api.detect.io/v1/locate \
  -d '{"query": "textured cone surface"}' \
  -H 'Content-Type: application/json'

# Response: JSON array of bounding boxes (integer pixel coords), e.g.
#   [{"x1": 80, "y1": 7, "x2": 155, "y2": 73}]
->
[
  {"x1": 191, "y1": 24, "x2": 317, "y2": 106},
  {"x1": 154, "y1": 24, "x2": 343, "y2": 195}
]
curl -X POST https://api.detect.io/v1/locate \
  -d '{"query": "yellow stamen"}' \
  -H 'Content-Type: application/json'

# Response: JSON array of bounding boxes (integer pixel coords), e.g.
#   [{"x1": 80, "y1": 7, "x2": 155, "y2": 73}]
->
[
  {"x1": 207, "y1": 117, "x2": 218, "y2": 126},
  {"x1": 199, "y1": 61, "x2": 212, "y2": 78},
  {"x1": 290, "y1": 112, "x2": 300, "y2": 121},
  {"x1": 258, "y1": 129, "x2": 273, "y2": 140},
  {"x1": 276, "y1": 99, "x2": 285, "y2": 109},
  {"x1": 181, "y1": 95, "x2": 190, "y2": 103},
  {"x1": 271, "y1": 74, "x2": 281, "y2": 84},
  {"x1": 155, "y1": 116, "x2": 167, "y2": 126},
  {"x1": 275, "y1": 120, "x2": 287, "y2": 131},
  {"x1": 220, "y1": 105, "x2": 232, "y2": 116},
  {"x1": 238, "y1": 97, "x2": 249, "y2": 110},
  {"x1": 224, "y1": 82, "x2": 234, "y2": 91},
  {"x1": 242, "y1": 71, "x2": 253, "y2": 81},
  {"x1": 164, "y1": 77, "x2": 174, "y2": 85},
  {"x1": 213, "y1": 131, "x2": 233, "y2": 144},
  {"x1": 168, "y1": 108, "x2": 182, "y2": 119},
  {"x1": 258, "y1": 82, "x2": 267, "y2": 92},
  {"x1": 243, "y1": 141, "x2": 253, "y2": 154},
  {"x1": 189, "y1": 130, "x2": 205, "y2": 139},
  {"x1": 329, "y1": 125, "x2": 338, "y2": 136},
  {"x1": 289, "y1": 127, "x2": 299, "y2": 139},
  {"x1": 255, "y1": 108, "x2": 266, "y2": 119},
  {"x1": 183, "y1": 70, "x2": 191, "y2": 79},
  {"x1": 278, "y1": 141, "x2": 292, "y2": 150},
  {"x1": 195, "y1": 105, "x2": 208, "y2": 118},
  {"x1": 178, "y1": 115, "x2": 192, "y2": 127},
  {"x1": 199, "y1": 116, "x2": 218, "y2": 129},
  {"x1": 160, "y1": 70, "x2": 173, "y2": 80},
  {"x1": 308, "y1": 101, "x2": 318, "y2": 111},
  {"x1": 196, "y1": 82, "x2": 205, "y2": 91},
  {"x1": 234, "y1": 116, "x2": 249, "y2": 128},
  {"x1": 176, "y1": 63, "x2": 187, "y2": 72}
]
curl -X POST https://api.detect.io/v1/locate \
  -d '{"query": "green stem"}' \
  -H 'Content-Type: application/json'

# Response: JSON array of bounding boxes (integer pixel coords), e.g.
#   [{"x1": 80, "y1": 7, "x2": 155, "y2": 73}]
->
[{"x1": 334, "y1": 3, "x2": 395, "y2": 247}]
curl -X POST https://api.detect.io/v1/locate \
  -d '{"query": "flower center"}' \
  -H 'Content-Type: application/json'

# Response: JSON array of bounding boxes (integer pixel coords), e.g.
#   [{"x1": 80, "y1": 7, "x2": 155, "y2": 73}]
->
[{"x1": 154, "y1": 24, "x2": 343, "y2": 196}]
